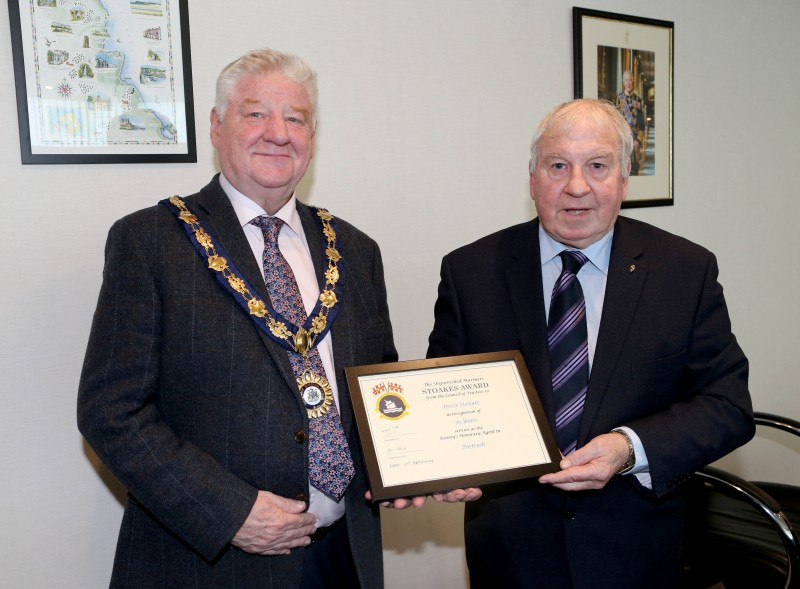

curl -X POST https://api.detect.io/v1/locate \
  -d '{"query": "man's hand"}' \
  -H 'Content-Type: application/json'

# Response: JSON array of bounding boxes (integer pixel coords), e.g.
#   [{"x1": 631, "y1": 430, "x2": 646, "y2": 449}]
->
[
  {"x1": 231, "y1": 490, "x2": 317, "y2": 555},
  {"x1": 364, "y1": 488, "x2": 482, "y2": 509},
  {"x1": 432, "y1": 488, "x2": 482, "y2": 503},
  {"x1": 538, "y1": 433, "x2": 630, "y2": 491},
  {"x1": 364, "y1": 490, "x2": 427, "y2": 509}
]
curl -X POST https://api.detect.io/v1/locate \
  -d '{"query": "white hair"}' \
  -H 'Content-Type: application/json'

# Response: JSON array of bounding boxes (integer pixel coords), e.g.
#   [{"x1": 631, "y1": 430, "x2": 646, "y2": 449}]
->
[
  {"x1": 215, "y1": 48, "x2": 318, "y2": 124},
  {"x1": 529, "y1": 99, "x2": 633, "y2": 180}
]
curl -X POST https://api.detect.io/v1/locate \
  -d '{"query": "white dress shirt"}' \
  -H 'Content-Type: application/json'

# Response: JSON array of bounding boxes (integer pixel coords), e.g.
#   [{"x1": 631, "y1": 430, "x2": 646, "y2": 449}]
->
[{"x1": 221, "y1": 173, "x2": 345, "y2": 526}]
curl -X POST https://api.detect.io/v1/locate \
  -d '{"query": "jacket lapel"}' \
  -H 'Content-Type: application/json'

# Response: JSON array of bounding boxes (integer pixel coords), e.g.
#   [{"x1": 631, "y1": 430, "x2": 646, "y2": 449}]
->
[
  {"x1": 502, "y1": 220, "x2": 558, "y2": 425},
  {"x1": 578, "y1": 218, "x2": 647, "y2": 442},
  {"x1": 196, "y1": 180, "x2": 266, "y2": 292},
  {"x1": 297, "y1": 203, "x2": 326, "y2": 289},
  {"x1": 194, "y1": 179, "x2": 301, "y2": 401}
]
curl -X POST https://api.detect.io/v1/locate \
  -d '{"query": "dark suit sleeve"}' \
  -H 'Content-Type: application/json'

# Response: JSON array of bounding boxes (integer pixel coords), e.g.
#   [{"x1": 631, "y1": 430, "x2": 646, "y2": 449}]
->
[
  {"x1": 427, "y1": 255, "x2": 469, "y2": 358},
  {"x1": 370, "y1": 239, "x2": 399, "y2": 364},
  {"x1": 623, "y1": 253, "x2": 754, "y2": 497},
  {"x1": 77, "y1": 215, "x2": 257, "y2": 561}
]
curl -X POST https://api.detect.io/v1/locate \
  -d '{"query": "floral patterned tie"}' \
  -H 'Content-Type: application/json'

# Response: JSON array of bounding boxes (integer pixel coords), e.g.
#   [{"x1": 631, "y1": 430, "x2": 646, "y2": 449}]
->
[{"x1": 251, "y1": 215, "x2": 354, "y2": 501}]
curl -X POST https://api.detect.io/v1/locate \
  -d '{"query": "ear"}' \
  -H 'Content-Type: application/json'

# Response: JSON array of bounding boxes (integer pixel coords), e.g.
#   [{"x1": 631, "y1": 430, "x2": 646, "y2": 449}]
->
[
  {"x1": 529, "y1": 165, "x2": 536, "y2": 202},
  {"x1": 210, "y1": 107, "x2": 222, "y2": 149},
  {"x1": 621, "y1": 166, "x2": 630, "y2": 202}
]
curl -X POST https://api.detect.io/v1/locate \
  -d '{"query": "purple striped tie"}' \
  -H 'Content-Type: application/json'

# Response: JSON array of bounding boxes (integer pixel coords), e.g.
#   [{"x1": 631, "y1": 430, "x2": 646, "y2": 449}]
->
[
  {"x1": 548, "y1": 250, "x2": 589, "y2": 455},
  {"x1": 251, "y1": 216, "x2": 354, "y2": 501}
]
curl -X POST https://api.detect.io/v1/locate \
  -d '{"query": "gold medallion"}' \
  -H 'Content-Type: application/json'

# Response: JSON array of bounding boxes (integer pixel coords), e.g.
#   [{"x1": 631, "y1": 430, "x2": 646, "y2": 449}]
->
[{"x1": 297, "y1": 370, "x2": 334, "y2": 418}]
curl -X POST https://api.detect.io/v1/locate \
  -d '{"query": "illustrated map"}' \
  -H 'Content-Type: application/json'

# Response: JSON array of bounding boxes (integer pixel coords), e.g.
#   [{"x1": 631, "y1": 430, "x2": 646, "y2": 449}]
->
[{"x1": 22, "y1": 0, "x2": 187, "y2": 149}]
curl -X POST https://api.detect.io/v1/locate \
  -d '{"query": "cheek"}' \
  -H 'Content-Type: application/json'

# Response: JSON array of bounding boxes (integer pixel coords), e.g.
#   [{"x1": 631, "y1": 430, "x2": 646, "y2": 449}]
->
[
  {"x1": 292, "y1": 133, "x2": 313, "y2": 155},
  {"x1": 595, "y1": 192, "x2": 623, "y2": 217}
]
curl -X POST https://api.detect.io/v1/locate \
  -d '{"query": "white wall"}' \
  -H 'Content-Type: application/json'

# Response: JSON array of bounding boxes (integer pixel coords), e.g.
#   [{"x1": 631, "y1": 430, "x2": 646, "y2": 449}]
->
[{"x1": 1, "y1": 0, "x2": 799, "y2": 587}]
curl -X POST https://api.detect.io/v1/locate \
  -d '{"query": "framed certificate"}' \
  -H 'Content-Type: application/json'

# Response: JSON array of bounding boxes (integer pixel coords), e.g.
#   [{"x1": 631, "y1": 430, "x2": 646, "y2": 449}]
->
[{"x1": 345, "y1": 351, "x2": 561, "y2": 501}]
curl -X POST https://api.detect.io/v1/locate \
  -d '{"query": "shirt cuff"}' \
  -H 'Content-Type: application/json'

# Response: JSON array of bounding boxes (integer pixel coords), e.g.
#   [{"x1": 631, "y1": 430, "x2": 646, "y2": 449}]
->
[{"x1": 615, "y1": 426, "x2": 652, "y2": 489}]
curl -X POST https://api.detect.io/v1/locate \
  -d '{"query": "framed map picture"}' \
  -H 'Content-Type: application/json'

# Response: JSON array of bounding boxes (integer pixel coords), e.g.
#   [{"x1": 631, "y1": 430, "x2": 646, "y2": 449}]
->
[
  {"x1": 8, "y1": 0, "x2": 196, "y2": 164},
  {"x1": 573, "y1": 7, "x2": 673, "y2": 207}
]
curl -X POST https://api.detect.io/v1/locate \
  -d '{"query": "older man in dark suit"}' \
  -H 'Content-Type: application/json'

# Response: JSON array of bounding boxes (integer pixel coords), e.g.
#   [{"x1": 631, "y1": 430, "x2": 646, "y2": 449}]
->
[
  {"x1": 427, "y1": 99, "x2": 754, "y2": 588},
  {"x1": 78, "y1": 49, "x2": 396, "y2": 588}
]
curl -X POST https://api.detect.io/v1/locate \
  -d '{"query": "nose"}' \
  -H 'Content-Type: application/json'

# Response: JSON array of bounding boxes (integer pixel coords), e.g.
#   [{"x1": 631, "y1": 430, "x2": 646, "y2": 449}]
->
[
  {"x1": 261, "y1": 115, "x2": 290, "y2": 145},
  {"x1": 565, "y1": 168, "x2": 590, "y2": 197}
]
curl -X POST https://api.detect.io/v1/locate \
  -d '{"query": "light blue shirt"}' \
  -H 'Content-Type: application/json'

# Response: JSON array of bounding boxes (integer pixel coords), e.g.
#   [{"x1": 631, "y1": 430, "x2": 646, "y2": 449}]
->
[{"x1": 539, "y1": 226, "x2": 651, "y2": 486}]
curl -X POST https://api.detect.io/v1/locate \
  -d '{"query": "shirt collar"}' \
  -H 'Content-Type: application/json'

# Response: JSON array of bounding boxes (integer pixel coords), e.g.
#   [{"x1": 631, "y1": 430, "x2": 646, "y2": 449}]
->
[
  {"x1": 539, "y1": 224, "x2": 614, "y2": 275},
  {"x1": 220, "y1": 173, "x2": 304, "y2": 237}
]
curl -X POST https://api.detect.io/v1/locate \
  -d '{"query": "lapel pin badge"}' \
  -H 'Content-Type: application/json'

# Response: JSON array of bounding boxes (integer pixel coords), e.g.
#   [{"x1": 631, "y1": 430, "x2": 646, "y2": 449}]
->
[{"x1": 629, "y1": 264, "x2": 636, "y2": 273}]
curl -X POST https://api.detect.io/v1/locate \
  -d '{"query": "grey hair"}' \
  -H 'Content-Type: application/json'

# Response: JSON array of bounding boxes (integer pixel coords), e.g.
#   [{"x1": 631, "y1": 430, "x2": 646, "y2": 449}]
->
[
  {"x1": 529, "y1": 99, "x2": 633, "y2": 180},
  {"x1": 215, "y1": 48, "x2": 318, "y2": 124}
]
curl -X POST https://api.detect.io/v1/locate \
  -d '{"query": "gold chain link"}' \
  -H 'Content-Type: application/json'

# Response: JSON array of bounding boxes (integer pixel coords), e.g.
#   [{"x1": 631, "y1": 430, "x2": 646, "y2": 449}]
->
[{"x1": 169, "y1": 196, "x2": 341, "y2": 355}]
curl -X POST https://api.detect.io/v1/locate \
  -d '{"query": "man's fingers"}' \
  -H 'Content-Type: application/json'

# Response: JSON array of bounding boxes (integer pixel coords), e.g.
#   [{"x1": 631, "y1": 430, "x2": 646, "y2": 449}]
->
[
  {"x1": 264, "y1": 490, "x2": 310, "y2": 514},
  {"x1": 232, "y1": 490, "x2": 318, "y2": 555}
]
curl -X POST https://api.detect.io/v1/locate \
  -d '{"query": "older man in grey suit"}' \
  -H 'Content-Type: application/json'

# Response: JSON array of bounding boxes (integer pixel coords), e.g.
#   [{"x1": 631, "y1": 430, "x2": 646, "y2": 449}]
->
[{"x1": 78, "y1": 49, "x2": 396, "y2": 588}]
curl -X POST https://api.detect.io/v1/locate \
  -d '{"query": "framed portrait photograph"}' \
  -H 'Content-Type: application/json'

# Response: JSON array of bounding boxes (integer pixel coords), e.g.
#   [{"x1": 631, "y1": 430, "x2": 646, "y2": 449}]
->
[
  {"x1": 573, "y1": 7, "x2": 673, "y2": 207},
  {"x1": 7, "y1": 0, "x2": 196, "y2": 164}
]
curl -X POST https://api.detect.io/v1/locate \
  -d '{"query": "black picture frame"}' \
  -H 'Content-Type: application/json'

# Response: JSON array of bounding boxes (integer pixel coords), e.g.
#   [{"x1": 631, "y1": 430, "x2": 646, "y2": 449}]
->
[
  {"x1": 8, "y1": 0, "x2": 196, "y2": 164},
  {"x1": 573, "y1": 7, "x2": 673, "y2": 208}
]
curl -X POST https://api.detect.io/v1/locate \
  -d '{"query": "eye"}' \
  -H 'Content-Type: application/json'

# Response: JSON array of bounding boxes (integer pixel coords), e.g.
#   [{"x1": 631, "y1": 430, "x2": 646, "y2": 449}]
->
[
  {"x1": 551, "y1": 162, "x2": 566, "y2": 170},
  {"x1": 246, "y1": 111, "x2": 263, "y2": 119}
]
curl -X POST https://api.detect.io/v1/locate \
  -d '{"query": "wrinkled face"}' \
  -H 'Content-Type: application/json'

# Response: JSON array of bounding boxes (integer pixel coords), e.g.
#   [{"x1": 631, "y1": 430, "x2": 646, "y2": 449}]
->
[
  {"x1": 530, "y1": 118, "x2": 628, "y2": 249},
  {"x1": 622, "y1": 71, "x2": 634, "y2": 94},
  {"x1": 211, "y1": 73, "x2": 314, "y2": 211}
]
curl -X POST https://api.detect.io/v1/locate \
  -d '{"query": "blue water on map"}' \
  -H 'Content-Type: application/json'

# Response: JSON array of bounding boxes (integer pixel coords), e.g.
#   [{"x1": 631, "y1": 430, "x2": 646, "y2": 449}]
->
[{"x1": 97, "y1": 1, "x2": 174, "y2": 137}]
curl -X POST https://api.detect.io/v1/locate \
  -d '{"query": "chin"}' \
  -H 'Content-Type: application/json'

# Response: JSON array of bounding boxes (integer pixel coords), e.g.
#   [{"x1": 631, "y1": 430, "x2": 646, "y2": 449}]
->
[{"x1": 556, "y1": 232, "x2": 593, "y2": 248}]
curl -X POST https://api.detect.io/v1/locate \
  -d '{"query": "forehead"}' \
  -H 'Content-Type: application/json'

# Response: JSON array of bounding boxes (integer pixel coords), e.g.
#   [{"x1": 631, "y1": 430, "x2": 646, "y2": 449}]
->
[
  {"x1": 540, "y1": 117, "x2": 619, "y2": 157},
  {"x1": 231, "y1": 72, "x2": 311, "y2": 108}
]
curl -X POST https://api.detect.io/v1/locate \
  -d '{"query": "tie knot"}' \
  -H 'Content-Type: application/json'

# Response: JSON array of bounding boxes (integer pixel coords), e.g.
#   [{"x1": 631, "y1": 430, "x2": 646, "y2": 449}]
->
[
  {"x1": 250, "y1": 215, "x2": 284, "y2": 245},
  {"x1": 559, "y1": 250, "x2": 588, "y2": 275}
]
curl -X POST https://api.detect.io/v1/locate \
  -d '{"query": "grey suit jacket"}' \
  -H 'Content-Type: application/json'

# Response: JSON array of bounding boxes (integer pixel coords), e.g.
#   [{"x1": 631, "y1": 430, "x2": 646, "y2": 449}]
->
[
  {"x1": 427, "y1": 216, "x2": 754, "y2": 588},
  {"x1": 78, "y1": 176, "x2": 396, "y2": 588}
]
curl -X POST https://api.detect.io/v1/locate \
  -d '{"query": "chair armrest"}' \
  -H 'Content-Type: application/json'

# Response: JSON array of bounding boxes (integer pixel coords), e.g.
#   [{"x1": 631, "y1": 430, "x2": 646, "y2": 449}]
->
[
  {"x1": 755, "y1": 412, "x2": 800, "y2": 438},
  {"x1": 698, "y1": 466, "x2": 784, "y2": 514},
  {"x1": 696, "y1": 466, "x2": 800, "y2": 588}
]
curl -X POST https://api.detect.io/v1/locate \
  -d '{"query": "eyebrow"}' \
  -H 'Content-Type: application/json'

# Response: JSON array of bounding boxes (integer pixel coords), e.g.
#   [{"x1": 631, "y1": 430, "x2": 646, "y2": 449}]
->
[
  {"x1": 543, "y1": 151, "x2": 615, "y2": 161},
  {"x1": 237, "y1": 98, "x2": 311, "y2": 119},
  {"x1": 589, "y1": 151, "x2": 615, "y2": 160}
]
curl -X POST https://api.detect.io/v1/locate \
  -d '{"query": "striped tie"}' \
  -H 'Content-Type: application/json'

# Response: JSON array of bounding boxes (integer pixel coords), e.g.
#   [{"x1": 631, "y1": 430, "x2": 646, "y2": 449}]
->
[{"x1": 548, "y1": 250, "x2": 589, "y2": 455}]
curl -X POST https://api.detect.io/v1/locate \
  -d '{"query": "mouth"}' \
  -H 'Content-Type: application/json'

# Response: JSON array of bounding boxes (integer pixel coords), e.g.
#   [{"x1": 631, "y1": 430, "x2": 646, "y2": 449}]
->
[{"x1": 255, "y1": 149, "x2": 291, "y2": 158}]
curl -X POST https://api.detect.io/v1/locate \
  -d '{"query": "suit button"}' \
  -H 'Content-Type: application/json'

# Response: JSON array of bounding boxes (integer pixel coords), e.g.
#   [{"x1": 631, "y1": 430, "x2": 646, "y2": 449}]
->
[
  {"x1": 295, "y1": 492, "x2": 309, "y2": 502},
  {"x1": 564, "y1": 510, "x2": 576, "y2": 521},
  {"x1": 294, "y1": 430, "x2": 307, "y2": 443}
]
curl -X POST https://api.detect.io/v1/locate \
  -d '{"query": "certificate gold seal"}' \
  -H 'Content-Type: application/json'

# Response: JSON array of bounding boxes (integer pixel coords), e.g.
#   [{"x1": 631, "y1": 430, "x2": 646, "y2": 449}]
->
[{"x1": 376, "y1": 391, "x2": 409, "y2": 420}]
